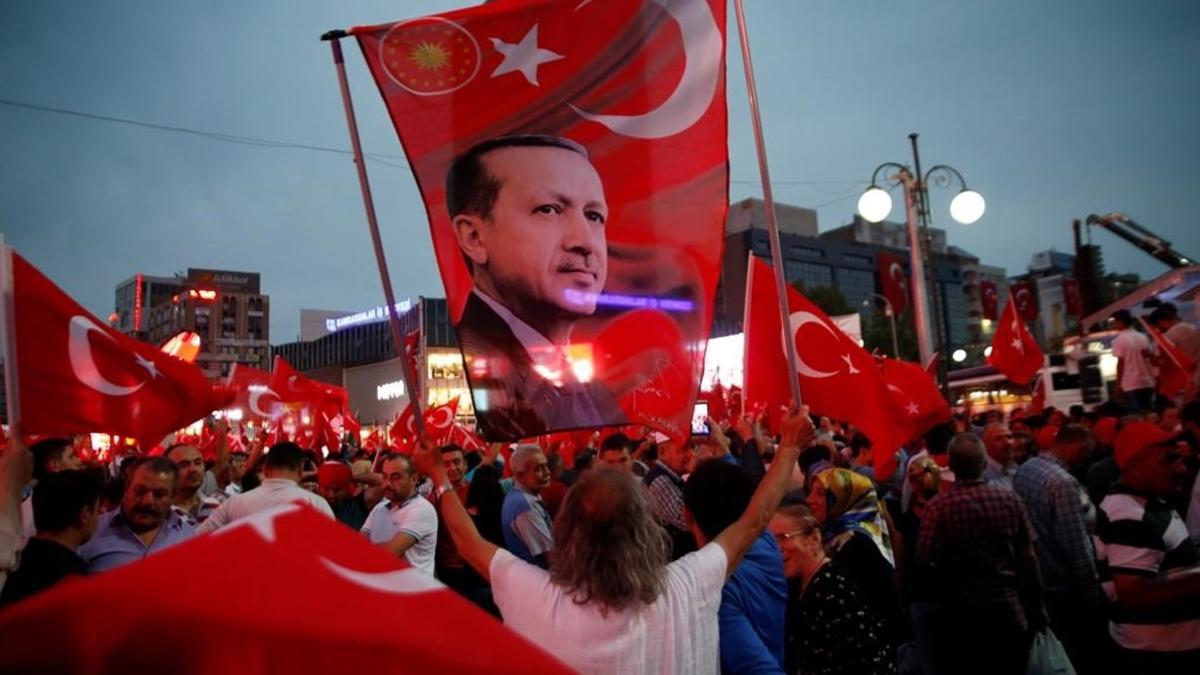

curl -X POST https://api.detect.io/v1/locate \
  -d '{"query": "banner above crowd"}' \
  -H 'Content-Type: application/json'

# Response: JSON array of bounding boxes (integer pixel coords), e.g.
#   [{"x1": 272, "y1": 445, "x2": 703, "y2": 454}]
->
[{"x1": 351, "y1": 0, "x2": 729, "y2": 442}]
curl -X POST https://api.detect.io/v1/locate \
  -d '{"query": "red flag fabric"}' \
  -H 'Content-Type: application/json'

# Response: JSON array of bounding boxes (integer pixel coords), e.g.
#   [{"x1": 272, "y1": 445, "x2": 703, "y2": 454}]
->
[
  {"x1": 699, "y1": 382, "x2": 728, "y2": 424},
  {"x1": 1029, "y1": 375, "x2": 1047, "y2": 414},
  {"x1": 743, "y1": 257, "x2": 905, "y2": 473},
  {"x1": 987, "y1": 292, "x2": 1045, "y2": 386},
  {"x1": 879, "y1": 357, "x2": 950, "y2": 441},
  {"x1": 980, "y1": 279, "x2": 999, "y2": 321},
  {"x1": 390, "y1": 399, "x2": 462, "y2": 450},
  {"x1": 876, "y1": 252, "x2": 909, "y2": 315},
  {"x1": 1010, "y1": 281, "x2": 1038, "y2": 321},
  {"x1": 227, "y1": 364, "x2": 281, "y2": 420},
  {"x1": 0, "y1": 504, "x2": 569, "y2": 674},
  {"x1": 6, "y1": 251, "x2": 233, "y2": 438},
  {"x1": 1141, "y1": 319, "x2": 1197, "y2": 400},
  {"x1": 352, "y1": 0, "x2": 729, "y2": 443},
  {"x1": 1062, "y1": 278, "x2": 1082, "y2": 317}
]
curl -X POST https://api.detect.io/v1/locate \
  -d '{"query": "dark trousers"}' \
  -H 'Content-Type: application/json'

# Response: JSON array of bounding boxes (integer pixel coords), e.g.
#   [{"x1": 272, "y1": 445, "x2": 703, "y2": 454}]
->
[
  {"x1": 1123, "y1": 388, "x2": 1155, "y2": 413},
  {"x1": 930, "y1": 602, "x2": 1031, "y2": 675},
  {"x1": 438, "y1": 565, "x2": 499, "y2": 618},
  {"x1": 1117, "y1": 647, "x2": 1200, "y2": 675},
  {"x1": 1045, "y1": 589, "x2": 1109, "y2": 675}
]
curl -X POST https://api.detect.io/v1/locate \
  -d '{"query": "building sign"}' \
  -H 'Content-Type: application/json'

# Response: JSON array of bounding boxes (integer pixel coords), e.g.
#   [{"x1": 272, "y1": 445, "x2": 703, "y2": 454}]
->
[
  {"x1": 187, "y1": 268, "x2": 261, "y2": 293},
  {"x1": 325, "y1": 300, "x2": 412, "y2": 333},
  {"x1": 376, "y1": 380, "x2": 406, "y2": 401}
]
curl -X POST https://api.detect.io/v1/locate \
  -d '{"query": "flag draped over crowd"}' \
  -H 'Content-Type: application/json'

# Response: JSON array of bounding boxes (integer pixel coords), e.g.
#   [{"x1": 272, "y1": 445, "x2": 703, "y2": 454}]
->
[
  {"x1": 0, "y1": 505, "x2": 571, "y2": 674},
  {"x1": 350, "y1": 0, "x2": 729, "y2": 442}
]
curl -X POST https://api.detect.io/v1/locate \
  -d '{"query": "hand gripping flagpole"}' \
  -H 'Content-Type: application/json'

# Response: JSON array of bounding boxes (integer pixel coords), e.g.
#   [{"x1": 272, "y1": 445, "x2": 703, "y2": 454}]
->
[
  {"x1": 322, "y1": 30, "x2": 425, "y2": 435},
  {"x1": 0, "y1": 235, "x2": 20, "y2": 429},
  {"x1": 733, "y1": 1, "x2": 803, "y2": 407}
]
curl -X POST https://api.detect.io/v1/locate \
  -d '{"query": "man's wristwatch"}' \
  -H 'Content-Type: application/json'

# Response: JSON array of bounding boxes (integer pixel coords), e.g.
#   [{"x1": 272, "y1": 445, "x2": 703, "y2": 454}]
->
[{"x1": 433, "y1": 481, "x2": 455, "y2": 501}]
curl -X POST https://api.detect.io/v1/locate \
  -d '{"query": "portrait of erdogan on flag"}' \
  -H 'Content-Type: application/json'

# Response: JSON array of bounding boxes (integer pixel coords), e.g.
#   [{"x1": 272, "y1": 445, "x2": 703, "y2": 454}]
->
[
  {"x1": 353, "y1": 0, "x2": 731, "y2": 442},
  {"x1": 448, "y1": 135, "x2": 626, "y2": 439}
]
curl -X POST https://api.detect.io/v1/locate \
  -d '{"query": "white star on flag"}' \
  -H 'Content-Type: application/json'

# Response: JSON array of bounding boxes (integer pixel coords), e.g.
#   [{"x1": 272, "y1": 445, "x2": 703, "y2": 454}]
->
[
  {"x1": 134, "y1": 353, "x2": 161, "y2": 379},
  {"x1": 490, "y1": 25, "x2": 563, "y2": 86},
  {"x1": 906, "y1": 401, "x2": 920, "y2": 416},
  {"x1": 839, "y1": 354, "x2": 860, "y2": 374},
  {"x1": 1011, "y1": 336, "x2": 1024, "y2": 352}
]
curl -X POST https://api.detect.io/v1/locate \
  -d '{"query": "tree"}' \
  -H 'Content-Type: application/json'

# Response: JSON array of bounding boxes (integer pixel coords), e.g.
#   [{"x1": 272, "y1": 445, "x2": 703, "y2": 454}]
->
[{"x1": 862, "y1": 308, "x2": 920, "y2": 361}]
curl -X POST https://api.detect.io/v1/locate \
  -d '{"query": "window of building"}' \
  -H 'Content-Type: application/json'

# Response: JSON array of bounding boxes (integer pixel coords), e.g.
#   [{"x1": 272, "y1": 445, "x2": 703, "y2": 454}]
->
[
  {"x1": 784, "y1": 261, "x2": 832, "y2": 289},
  {"x1": 791, "y1": 246, "x2": 824, "y2": 259},
  {"x1": 836, "y1": 268, "x2": 876, "y2": 307},
  {"x1": 842, "y1": 254, "x2": 872, "y2": 266}
]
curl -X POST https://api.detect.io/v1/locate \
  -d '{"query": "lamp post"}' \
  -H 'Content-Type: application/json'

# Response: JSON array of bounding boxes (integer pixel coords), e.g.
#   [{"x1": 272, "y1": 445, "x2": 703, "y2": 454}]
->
[
  {"x1": 864, "y1": 293, "x2": 899, "y2": 358},
  {"x1": 857, "y1": 133, "x2": 985, "y2": 384}
]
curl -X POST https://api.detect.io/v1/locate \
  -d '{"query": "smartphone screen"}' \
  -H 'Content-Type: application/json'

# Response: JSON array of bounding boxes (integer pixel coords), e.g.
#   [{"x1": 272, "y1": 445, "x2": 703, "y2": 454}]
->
[{"x1": 691, "y1": 401, "x2": 710, "y2": 436}]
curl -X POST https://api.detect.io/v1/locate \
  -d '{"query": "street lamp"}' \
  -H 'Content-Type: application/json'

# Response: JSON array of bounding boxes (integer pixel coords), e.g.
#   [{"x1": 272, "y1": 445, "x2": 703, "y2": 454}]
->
[
  {"x1": 863, "y1": 293, "x2": 899, "y2": 358},
  {"x1": 858, "y1": 133, "x2": 985, "y2": 381}
]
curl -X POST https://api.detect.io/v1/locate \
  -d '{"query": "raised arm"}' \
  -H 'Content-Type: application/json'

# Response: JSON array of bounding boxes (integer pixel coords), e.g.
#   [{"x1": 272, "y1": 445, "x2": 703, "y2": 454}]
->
[
  {"x1": 714, "y1": 407, "x2": 814, "y2": 580},
  {"x1": 412, "y1": 437, "x2": 499, "y2": 581}
]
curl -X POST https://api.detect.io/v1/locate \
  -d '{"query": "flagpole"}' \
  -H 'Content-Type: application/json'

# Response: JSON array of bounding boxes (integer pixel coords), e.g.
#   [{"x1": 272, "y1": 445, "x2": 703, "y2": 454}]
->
[
  {"x1": 322, "y1": 30, "x2": 425, "y2": 434},
  {"x1": 733, "y1": 0, "x2": 802, "y2": 407},
  {"x1": 0, "y1": 235, "x2": 20, "y2": 429}
]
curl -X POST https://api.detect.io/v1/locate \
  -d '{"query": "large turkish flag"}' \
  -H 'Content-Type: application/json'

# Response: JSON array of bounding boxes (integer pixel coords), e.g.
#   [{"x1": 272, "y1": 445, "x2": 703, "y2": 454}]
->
[
  {"x1": 4, "y1": 250, "x2": 233, "y2": 439},
  {"x1": 0, "y1": 504, "x2": 570, "y2": 674},
  {"x1": 876, "y1": 252, "x2": 908, "y2": 315},
  {"x1": 226, "y1": 364, "x2": 281, "y2": 419},
  {"x1": 987, "y1": 292, "x2": 1044, "y2": 386},
  {"x1": 743, "y1": 257, "x2": 906, "y2": 475},
  {"x1": 351, "y1": 0, "x2": 728, "y2": 442}
]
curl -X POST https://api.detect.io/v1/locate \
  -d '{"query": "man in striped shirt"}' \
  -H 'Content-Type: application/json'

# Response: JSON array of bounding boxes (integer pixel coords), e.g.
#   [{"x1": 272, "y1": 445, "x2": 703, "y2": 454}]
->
[{"x1": 1095, "y1": 421, "x2": 1200, "y2": 671}]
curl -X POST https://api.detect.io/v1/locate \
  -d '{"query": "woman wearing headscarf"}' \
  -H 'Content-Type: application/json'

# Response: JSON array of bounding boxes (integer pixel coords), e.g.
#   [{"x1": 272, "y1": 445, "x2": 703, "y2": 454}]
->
[
  {"x1": 807, "y1": 467, "x2": 901, "y2": 645},
  {"x1": 769, "y1": 503, "x2": 896, "y2": 675}
]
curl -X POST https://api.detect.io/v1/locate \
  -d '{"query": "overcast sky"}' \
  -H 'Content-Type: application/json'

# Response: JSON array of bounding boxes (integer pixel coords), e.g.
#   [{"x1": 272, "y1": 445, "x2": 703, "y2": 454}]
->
[{"x1": 3, "y1": 0, "x2": 1197, "y2": 342}]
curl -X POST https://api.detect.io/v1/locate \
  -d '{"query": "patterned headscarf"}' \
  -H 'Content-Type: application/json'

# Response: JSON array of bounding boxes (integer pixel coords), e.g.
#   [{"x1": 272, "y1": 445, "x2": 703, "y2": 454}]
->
[{"x1": 813, "y1": 468, "x2": 894, "y2": 566}]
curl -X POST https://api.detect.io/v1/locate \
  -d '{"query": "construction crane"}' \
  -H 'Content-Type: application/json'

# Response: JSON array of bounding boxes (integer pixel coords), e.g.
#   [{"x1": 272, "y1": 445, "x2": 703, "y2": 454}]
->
[{"x1": 1082, "y1": 212, "x2": 1194, "y2": 268}]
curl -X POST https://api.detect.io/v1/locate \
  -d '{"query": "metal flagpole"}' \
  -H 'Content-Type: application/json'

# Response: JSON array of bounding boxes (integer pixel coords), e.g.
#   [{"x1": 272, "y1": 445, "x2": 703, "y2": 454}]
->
[
  {"x1": 733, "y1": 0, "x2": 802, "y2": 406},
  {"x1": 0, "y1": 235, "x2": 20, "y2": 430},
  {"x1": 322, "y1": 30, "x2": 425, "y2": 434}
]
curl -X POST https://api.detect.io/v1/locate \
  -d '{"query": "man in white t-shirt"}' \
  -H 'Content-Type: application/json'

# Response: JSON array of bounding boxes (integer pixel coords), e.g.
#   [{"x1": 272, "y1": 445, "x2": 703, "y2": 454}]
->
[
  {"x1": 197, "y1": 443, "x2": 333, "y2": 534},
  {"x1": 412, "y1": 409, "x2": 816, "y2": 675},
  {"x1": 1111, "y1": 310, "x2": 1157, "y2": 413},
  {"x1": 360, "y1": 454, "x2": 437, "y2": 576}
]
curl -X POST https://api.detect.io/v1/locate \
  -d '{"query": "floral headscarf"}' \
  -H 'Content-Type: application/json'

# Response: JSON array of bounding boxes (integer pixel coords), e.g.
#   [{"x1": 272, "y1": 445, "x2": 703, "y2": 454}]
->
[{"x1": 813, "y1": 467, "x2": 894, "y2": 566}]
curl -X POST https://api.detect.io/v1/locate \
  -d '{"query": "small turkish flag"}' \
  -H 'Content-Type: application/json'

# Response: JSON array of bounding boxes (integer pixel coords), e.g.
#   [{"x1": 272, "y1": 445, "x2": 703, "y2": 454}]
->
[
  {"x1": 987, "y1": 292, "x2": 1044, "y2": 386},
  {"x1": 879, "y1": 357, "x2": 950, "y2": 441},
  {"x1": 980, "y1": 279, "x2": 999, "y2": 321},
  {"x1": 876, "y1": 253, "x2": 909, "y2": 315},
  {"x1": 743, "y1": 256, "x2": 906, "y2": 475},
  {"x1": 5, "y1": 251, "x2": 233, "y2": 439},
  {"x1": 390, "y1": 398, "x2": 461, "y2": 450},
  {"x1": 1010, "y1": 281, "x2": 1038, "y2": 321}
]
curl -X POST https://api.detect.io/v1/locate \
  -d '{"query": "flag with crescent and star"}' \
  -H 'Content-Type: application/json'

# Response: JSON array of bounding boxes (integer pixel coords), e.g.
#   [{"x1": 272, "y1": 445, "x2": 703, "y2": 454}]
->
[
  {"x1": 743, "y1": 256, "x2": 906, "y2": 477},
  {"x1": 1010, "y1": 280, "x2": 1038, "y2": 321},
  {"x1": 875, "y1": 252, "x2": 908, "y2": 316},
  {"x1": 980, "y1": 279, "x2": 999, "y2": 320},
  {"x1": 350, "y1": 0, "x2": 728, "y2": 443},
  {"x1": 226, "y1": 363, "x2": 283, "y2": 420},
  {"x1": 4, "y1": 249, "x2": 234, "y2": 439},
  {"x1": 0, "y1": 503, "x2": 572, "y2": 674},
  {"x1": 987, "y1": 291, "x2": 1044, "y2": 386}
]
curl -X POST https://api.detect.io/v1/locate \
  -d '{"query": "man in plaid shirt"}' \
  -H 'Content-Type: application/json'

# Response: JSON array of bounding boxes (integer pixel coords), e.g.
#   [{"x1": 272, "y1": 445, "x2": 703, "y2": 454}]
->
[
  {"x1": 917, "y1": 433, "x2": 1045, "y2": 675},
  {"x1": 1014, "y1": 424, "x2": 1105, "y2": 674}
]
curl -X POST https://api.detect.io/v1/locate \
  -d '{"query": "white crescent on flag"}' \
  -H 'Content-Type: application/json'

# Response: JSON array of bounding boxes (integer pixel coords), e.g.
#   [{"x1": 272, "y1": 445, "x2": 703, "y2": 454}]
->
[
  {"x1": 68, "y1": 315, "x2": 145, "y2": 396},
  {"x1": 569, "y1": 0, "x2": 722, "y2": 139}
]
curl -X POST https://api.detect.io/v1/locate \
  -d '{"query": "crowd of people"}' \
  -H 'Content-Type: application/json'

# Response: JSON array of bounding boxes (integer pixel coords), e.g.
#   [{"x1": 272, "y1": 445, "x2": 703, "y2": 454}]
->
[{"x1": 2, "y1": 319, "x2": 1200, "y2": 673}]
